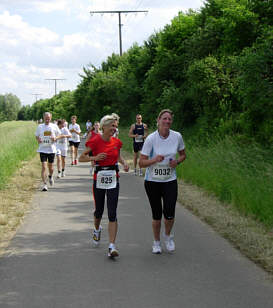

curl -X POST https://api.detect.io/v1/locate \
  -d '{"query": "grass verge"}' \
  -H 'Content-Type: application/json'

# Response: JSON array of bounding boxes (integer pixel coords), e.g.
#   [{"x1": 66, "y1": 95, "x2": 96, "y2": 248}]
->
[
  {"x1": 0, "y1": 121, "x2": 38, "y2": 190},
  {"x1": 0, "y1": 155, "x2": 41, "y2": 256}
]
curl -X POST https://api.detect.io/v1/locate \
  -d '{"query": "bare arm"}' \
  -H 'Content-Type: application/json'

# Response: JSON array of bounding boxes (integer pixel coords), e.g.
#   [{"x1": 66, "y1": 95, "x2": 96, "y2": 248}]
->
[
  {"x1": 169, "y1": 149, "x2": 186, "y2": 168},
  {"x1": 128, "y1": 124, "x2": 136, "y2": 138},
  {"x1": 118, "y1": 151, "x2": 129, "y2": 172},
  {"x1": 143, "y1": 123, "x2": 148, "y2": 139},
  {"x1": 139, "y1": 154, "x2": 164, "y2": 168},
  {"x1": 79, "y1": 147, "x2": 107, "y2": 163}
]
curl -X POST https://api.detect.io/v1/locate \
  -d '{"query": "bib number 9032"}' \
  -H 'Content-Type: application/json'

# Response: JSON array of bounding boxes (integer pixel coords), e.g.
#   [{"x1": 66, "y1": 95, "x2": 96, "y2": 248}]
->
[{"x1": 152, "y1": 164, "x2": 173, "y2": 180}]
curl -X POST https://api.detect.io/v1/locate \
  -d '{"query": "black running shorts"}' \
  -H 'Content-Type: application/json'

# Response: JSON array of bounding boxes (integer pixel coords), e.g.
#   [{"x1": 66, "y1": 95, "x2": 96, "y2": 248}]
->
[
  {"x1": 69, "y1": 141, "x2": 80, "y2": 148},
  {"x1": 40, "y1": 152, "x2": 55, "y2": 164}
]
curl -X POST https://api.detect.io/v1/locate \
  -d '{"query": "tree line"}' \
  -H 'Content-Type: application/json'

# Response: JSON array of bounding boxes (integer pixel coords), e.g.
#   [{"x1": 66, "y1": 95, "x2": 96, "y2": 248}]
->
[{"x1": 19, "y1": 0, "x2": 273, "y2": 145}]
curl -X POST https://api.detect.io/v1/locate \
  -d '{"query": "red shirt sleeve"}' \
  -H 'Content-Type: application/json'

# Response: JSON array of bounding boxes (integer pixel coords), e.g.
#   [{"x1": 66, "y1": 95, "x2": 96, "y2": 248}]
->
[{"x1": 85, "y1": 133, "x2": 99, "y2": 149}]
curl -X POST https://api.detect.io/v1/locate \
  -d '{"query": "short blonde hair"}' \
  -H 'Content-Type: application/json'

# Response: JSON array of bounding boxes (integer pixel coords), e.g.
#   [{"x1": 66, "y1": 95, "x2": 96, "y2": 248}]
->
[
  {"x1": 111, "y1": 113, "x2": 120, "y2": 123},
  {"x1": 158, "y1": 109, "x2": 173, "y2": 119},
  {"x1": 100, "y1": 114, "x2": 119, "y2": 131}
]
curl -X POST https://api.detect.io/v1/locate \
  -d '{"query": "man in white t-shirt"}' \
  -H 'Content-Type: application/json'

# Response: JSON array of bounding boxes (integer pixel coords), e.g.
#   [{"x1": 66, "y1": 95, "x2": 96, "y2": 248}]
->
[
  {"x1": 68, "y1": 115, "x2": 81, "y2": 165},
  {"x1": 35, "y1": 112, "x2": 59, "y2": 191},
  {"x1": 56, "y1": 119, "x2": 72, "y2": 178}
]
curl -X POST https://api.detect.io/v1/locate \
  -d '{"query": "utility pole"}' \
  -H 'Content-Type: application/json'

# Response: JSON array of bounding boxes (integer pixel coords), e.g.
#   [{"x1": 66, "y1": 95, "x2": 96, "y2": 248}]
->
[
  {"x1": 45, "y1": 78, "x2": 66, "y2": 96},
  {"x1": 31, "y1": 93, "x2": 42, "y2": 102},
  {"x1": 90, "y1": 10, "x2": 148, "y2": 56}
]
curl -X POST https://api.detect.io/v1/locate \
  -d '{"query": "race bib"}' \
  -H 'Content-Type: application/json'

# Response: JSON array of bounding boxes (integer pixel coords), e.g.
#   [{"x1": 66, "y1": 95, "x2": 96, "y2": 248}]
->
[
  {"x1": 72, "y1": 132, "x2": 77, "y2": 141},
  {"x1": 151, "y1": 164, "x2": 173, "y2": 180},
  {"x1": 135, "y1": 135, "x2": 144, "y2": 143},
  {"x1": 41, "y1": 134, "x2": 52, "y2": 147},
  {"x1": 96, "y1": 170, "x2": 117, "y2": 189}
]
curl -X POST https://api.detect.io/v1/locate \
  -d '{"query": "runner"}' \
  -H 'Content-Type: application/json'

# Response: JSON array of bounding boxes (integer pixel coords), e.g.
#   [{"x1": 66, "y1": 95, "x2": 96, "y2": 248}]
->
[
  {"x1": 86, "y1": 121, "x2": 101, "y2": 176},
  {"x1": 112, "y1": 113, "x2": 120, "y2": 138},
  {"x1": 56, "y1": 119, "x2": 72, "y2": 178},
  {"x1": 79, "y1": 114, "x2": 129, "y2": 258},
  {"x1": 35, "y1": 112, "x2": 59, "y2": 191},
  {"x1": 139, "y1": 109, "x2": 186, "y2": 254},
  {"x1": 68, "y1": 115, "x2": 81, "y2": 165},
  {"x1": 128, "y1": 114, "x2": 148, "y2": 176}
]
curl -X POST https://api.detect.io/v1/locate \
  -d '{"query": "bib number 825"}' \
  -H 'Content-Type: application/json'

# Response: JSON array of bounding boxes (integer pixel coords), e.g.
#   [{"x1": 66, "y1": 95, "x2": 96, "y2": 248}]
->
[{"x1": 100, "y1": 176, "x2": 113, "y2": 184}]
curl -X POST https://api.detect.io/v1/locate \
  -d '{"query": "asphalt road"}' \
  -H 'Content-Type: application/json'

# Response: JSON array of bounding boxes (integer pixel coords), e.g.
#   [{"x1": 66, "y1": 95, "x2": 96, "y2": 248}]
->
[{"x1": 0, "y1": 146, "x2": 273, "y2": 308}]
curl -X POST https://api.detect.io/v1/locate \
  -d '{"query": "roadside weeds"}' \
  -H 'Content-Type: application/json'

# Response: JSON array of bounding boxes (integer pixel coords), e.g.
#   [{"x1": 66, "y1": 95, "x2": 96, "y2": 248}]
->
[{"x1": 0, "y1": 155, "x2": 40, "y2": 256}]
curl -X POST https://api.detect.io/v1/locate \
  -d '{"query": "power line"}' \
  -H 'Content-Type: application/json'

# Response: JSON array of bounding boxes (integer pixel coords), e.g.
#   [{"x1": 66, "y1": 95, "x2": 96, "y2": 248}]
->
[
  {"x1": 90, "y1": 10, "x2": 148, "y2": 56},
  {"x1": 31, "y1": 93, "x2": 42, "y2": 103},
  {"x1": 45, "y1": 78, "x2": 66, "y2": 96}
]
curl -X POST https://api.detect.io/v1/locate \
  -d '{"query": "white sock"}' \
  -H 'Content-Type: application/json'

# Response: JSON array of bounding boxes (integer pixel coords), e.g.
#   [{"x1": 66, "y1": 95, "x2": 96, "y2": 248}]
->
[{"x1": 109, "y1": 243, "x2": 115, "y2": 249}]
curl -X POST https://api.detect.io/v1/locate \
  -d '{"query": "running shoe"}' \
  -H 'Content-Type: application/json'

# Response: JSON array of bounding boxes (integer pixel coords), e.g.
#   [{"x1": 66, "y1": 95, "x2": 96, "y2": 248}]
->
[
  {"x1": 71, "y1": 162, "x2": 74, "y2": 166},
  {"x1": 74, "y1": 160, "x2": 78, "y2": 165},
  {"x1": 49, "y1": 176, "x2": 54, "y2": 186},
  {"x1": 152, "y1": 241, "x2": 162, "y2": 254},
  {"x1": 42, "y1": 184, "x2": 48, "y2": 191},
  {"x1": 139, "y1": 169, "x2": 143, "y2": 176},
  {"x1": 61, "y1": 171, "x2": 65, "y2": 177},
  {"x1": 164, "y1": 234, "x2": 175, "y2": 252},
  {"x1": 57, "y1": 172, "x2": 61, "y2": 179},
  {"x1": 108, "y1": 245, "x2": 119, "y2": 258},
  {"x1": 134, "y1": 168, "x2": 137, "y2": 176},
  {"x1": 92, "y1": 226, "x2": 102, "y2": 246}
]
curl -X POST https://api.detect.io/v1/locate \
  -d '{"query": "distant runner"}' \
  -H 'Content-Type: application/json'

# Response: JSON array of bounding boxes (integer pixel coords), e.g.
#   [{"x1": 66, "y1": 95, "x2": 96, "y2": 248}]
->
[
  {"x1": 139, "y1": 109, "x2": 186, "y2": 254},
  {"x1": 111, "y1": 113, "x2": 120, "y2": 138},
  {"x1": 56, "y1": 119, "x2": 72, "y2": 178},
  {"x1": 79, "y1": 114, "x2": 129, "y2": 258},
  {"x1": 35, "y1": 112, "x2": 59, "y2": 191},
  {"x1": 128, "y1": 114, "x2": 148, "y2": 176},
  {"x1": 68, "y1": 115, "x2": 81, "y2": 165}
]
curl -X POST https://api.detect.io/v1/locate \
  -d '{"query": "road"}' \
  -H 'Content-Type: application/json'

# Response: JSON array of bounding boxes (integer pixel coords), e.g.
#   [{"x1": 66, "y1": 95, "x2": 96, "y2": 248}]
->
[{"x1": 0, "y1": 146, "x2": 273, "y2": 307}]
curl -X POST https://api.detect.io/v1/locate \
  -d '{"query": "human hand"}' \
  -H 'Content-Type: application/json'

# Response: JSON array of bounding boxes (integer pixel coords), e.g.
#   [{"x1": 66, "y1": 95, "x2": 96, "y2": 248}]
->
[{"x1": 95, "y1": 153, "x2": 107, "y2": 161}]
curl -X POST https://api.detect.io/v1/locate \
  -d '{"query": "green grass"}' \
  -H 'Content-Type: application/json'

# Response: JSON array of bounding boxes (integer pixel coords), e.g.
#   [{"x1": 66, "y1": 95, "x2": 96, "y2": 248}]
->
[
  {"x1": 119, "y1": 126, "x2": 273, "y2": 229},
  {"x1": 177, "y1": 136, "x2": 273, "y2": 229},
  {"x1": 0, "y1": 121, "x2": 38, "y2": 190}
]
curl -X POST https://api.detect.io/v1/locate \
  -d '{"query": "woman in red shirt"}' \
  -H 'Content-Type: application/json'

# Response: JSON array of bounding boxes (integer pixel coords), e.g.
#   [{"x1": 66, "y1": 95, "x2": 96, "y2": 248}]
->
[{"x1": 79, "y1": 114, "x2": 129, "y2": 258}]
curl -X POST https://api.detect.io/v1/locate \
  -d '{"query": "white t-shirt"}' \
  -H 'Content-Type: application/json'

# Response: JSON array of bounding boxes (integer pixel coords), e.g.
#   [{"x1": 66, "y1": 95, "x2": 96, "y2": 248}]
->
[
  {"x1": 68, "y1": 123, "x2": 81, "y2": 142},
  {"x1": 35, "y1": 123, "x2": 59, "y2": 154},
  {"x1": 57, "y1": 127, "x2": 71, "y2": 150},
  {"x1": 141, "y1": 129, "x2": 185, "y2": 182}
]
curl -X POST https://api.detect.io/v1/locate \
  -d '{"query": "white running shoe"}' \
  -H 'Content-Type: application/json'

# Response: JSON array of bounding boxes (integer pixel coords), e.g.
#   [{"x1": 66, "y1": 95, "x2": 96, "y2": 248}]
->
[
  {"x1": 134, "y1": 168, "x2": 137, "y2": 176},
  {"x1": 61, "y1": 171, "x2": 65, "y2": 177},
  {"x1": 42, "y1": 184, "x2": 48, "y2": 191},
  {"x1": 152, "y1": 241, "x2": 162, "y2": 254},
  {"x1": 108, "y1": 245, "x2": 119, "y2": 258},
  {"x1": 49, "y1": 176, "x2": 54, "y2": 186},
  {"x1": 90, "y1": 167, "x2": 93, "y2": 175},
  {"x1": 92, "y1": 226, "x2": 102, "y2": 246},
  {"x1": 57, "y1": 172, "x2": 61, "y2": 179},
  {"x1": 164, "y1": 234, "x2": 175, "y2": 252},
  {"x1": 139, "y1": 169, "x2": 143, "y2": 176}
]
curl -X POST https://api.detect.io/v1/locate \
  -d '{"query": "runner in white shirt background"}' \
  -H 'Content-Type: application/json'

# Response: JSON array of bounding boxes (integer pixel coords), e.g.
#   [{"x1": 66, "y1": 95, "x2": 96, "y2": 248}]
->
[
  {"x1": 139, "y1": 109, "x2": 186, "y2": 254},
  {"x1": 35, "y1": 112, "x2": 59, "y2": 191},
  {"x1": 56, "y1": 119, "x2": 72, "y2": 178},
  {"x1": 68, "y1": 115, "x2": 81, "y2": 165}
]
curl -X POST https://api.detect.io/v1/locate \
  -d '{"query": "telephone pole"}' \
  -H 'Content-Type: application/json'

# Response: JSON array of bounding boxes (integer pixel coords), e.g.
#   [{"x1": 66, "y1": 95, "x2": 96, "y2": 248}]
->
[
  {"x1": 45, "y1": 78, "x2": 66, "y2": 96},
  {"x1": 31, "y1": 93, "x2": 42, "y2": 102},
  {"x1": 90, "y1": 10, "x2": 148, "y2": 56}
]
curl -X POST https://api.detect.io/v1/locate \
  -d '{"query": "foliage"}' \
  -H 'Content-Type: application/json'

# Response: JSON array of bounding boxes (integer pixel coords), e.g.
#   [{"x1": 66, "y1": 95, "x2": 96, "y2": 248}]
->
[
  {"x1": 0, "y1": 93, "x2": 21, "y2": 122},
  {"x1": 18, "y1": 0, "x2": 273, "y2": 145}
]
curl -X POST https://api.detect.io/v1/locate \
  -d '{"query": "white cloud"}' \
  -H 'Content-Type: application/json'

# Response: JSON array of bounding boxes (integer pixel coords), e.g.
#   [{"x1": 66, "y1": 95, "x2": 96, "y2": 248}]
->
[{"x1": 0, "y1": 0, "x2": 203, "y2": 105}]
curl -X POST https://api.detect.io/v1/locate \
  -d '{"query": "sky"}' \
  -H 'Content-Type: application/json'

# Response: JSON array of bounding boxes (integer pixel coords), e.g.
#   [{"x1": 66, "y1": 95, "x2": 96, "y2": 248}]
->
[{"x1": 0, "y1": 0, "x2": 204, "y2": 106}]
